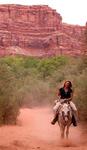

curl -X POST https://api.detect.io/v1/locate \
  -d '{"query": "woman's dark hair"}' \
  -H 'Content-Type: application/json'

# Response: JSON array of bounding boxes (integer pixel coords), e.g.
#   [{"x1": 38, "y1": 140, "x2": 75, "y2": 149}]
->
[{"x1": 63, "y1": 81, "x2": 72, "y2": 89}]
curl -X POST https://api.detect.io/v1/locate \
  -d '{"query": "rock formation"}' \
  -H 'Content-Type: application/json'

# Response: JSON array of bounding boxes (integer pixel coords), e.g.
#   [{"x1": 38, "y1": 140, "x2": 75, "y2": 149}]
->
[{"x1": 0, "y1": 4, "x2": 86, "y2": 57}]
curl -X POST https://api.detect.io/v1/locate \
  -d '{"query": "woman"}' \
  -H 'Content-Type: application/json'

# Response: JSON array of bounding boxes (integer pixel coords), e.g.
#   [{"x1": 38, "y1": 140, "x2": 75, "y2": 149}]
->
[{"x1": 51, "y1": 81, "x2": 77, "y2": 126}]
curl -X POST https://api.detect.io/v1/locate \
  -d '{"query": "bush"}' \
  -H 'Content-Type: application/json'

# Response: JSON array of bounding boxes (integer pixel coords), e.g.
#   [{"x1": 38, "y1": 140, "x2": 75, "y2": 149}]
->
[
  {"x1": 38, "y1": 56, "x2": 68, "y2": 79},
  {"x1": 0, "y1": 55, "x2": 87, "y2": 123},
  {"x1": 74, "y1": 69, "x2": 87, "y2": 121},
  {"x1": 0, "y1": 62, "x2": 20, "y2": 124}
]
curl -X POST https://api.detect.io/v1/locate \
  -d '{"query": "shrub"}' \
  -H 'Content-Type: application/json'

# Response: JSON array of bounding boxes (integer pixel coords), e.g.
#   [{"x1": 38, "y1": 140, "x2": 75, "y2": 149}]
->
[
  {"x1": 0, "y1": 55, "x2": 87, "y2": 123},
  {"x1": 0, "y1": 62, "x2": 20, "y2": 124}
]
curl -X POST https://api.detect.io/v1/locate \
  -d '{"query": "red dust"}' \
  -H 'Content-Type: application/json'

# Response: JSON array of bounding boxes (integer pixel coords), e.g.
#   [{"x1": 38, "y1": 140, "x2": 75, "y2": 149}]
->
[{"x1": 0, "y1": 107, "x2": 87, "y2": 150}]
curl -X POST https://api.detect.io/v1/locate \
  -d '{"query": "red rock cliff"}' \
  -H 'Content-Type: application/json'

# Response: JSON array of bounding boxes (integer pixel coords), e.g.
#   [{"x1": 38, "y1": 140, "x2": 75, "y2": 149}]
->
[{"x1": 0, "y1": 4, "x2": 86, "y2": 56}]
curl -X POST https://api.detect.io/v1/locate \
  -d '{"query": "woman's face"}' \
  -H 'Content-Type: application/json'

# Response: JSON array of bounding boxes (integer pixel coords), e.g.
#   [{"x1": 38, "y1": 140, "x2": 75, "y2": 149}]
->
[{"x1": 64, "y1": 81, "x2": 71, "y2": 88}]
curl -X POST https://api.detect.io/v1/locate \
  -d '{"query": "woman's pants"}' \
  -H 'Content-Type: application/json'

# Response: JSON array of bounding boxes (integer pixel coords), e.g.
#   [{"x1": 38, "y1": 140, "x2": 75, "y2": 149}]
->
[{"x1": 53, "y1": 101, "x2": 77, "y2": 114}]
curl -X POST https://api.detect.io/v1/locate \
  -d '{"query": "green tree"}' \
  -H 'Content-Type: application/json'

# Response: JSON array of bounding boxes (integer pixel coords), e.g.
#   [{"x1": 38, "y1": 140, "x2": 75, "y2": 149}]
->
[{"x1": 0, "y1": 63, "x2": 19, "y2": 124}]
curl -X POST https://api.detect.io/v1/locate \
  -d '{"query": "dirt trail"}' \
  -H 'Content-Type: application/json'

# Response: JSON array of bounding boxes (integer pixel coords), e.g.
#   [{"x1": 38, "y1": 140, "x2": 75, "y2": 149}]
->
[{"x1": 0, "y1": 107, "x2": 87, "y2": 150}]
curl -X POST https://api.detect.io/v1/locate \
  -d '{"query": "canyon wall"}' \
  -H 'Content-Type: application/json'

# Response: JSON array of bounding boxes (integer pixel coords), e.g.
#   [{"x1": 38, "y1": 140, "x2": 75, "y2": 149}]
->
[{"x1": 0, "y1": 4, "x2": 86, "y2": 57}]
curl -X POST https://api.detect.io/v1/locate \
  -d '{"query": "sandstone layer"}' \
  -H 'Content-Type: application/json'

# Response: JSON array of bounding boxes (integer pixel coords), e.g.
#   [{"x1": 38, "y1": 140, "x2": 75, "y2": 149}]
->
[{"x1": 0, "y1": 4, "x2": 86, "y2": 57}]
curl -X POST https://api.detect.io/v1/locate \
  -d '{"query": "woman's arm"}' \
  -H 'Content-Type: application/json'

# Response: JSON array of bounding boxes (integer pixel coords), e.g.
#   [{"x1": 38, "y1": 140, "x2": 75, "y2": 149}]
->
[
  {"x1": 66, "y1": 92, "x2": 73, "y2": 102},
  {"x1": 54, "y1": 89, "x2": 61, "y2": 104}
]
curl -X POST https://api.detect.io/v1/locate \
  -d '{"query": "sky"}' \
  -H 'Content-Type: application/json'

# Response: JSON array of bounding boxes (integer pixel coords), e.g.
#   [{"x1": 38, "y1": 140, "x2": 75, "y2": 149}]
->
[{"x1": 0, "y1": 0, "x2": 87, "y2": 26}]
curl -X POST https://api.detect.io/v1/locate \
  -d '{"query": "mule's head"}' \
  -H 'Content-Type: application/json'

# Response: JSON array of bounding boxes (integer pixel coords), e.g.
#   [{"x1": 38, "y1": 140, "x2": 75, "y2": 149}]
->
[{"x1": 60, "y1": 103, "x2": 72, "y2": 122}]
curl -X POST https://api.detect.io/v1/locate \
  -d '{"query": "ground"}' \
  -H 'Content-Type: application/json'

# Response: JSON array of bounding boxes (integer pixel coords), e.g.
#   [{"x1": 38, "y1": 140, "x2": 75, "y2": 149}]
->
[{"x1": 0, "y1": 107, "x2": 87, "y2": 150}]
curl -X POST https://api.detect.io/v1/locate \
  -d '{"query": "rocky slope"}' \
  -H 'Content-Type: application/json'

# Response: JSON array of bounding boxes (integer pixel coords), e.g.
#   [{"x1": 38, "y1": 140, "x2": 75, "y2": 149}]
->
[{"x1": 0, "y1": 4, "x2": 86, "y2": 57}]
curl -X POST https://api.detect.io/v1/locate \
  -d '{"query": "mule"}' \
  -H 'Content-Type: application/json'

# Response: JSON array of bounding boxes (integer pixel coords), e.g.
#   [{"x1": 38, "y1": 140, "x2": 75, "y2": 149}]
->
[{"x1": 58, "y1": 102, "x2": 72, "y2": 139}]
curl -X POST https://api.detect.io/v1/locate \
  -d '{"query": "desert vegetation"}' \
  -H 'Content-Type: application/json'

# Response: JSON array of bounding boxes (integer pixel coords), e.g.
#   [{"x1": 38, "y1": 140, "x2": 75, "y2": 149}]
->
[{"x1": 0, "y1": 55, "x2": 87, "y2": 124}]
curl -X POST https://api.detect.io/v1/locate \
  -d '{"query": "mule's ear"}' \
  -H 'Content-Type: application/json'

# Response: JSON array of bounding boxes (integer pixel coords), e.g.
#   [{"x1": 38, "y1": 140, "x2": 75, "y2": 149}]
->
[
  {"x1": 68, "y1": 111, "x2": 70, "y2": 115},
  {"x1": 62, "y1": 111, "x2": 64, "y2": 115},
  {"x1": 62, "y1": 111, "x2": 65, "y2": 119}
]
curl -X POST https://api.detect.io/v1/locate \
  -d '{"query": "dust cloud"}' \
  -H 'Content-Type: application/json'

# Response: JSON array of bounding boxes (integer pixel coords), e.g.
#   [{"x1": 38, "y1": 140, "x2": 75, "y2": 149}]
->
[{"x1": 0, "y1": 107, "x2": 87, "y2": 150}]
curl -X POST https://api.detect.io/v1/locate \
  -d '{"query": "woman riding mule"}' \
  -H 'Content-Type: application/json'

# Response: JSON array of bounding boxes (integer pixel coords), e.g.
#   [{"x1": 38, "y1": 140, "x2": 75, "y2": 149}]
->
[{"x1": 51, "y1": 81, "x2": 78, "y2": 126}]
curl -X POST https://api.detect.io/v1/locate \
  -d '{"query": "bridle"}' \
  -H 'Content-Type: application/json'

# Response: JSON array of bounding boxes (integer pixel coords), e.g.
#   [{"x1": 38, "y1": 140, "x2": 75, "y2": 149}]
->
[{"x1": 59, "y1": 103, "x2": 72, "y2": 122}]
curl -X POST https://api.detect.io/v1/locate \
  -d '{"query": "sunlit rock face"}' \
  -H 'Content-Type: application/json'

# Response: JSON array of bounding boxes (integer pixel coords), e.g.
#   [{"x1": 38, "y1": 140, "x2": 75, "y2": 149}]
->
[{"x1": 0, "y1": 4, "x2": 86, "y2": 57}]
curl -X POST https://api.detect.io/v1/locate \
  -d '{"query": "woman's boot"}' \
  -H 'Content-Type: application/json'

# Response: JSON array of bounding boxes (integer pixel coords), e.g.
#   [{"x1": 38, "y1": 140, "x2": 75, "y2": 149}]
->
[
  {"x1": 51, "y1": 113, "x2": 58, "y2": 125},
  {"x1": 72, "y1": 111, "x2": 78, "y2": 126}
]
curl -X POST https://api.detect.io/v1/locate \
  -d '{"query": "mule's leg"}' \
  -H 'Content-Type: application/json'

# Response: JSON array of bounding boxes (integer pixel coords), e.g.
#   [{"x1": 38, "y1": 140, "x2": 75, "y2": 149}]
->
[
  {"x1": 60, "y1": 125, "x2": 65, "y2": 139},
  {"x1": 66, "y1": 126, "x2": 69, "y2": 139}
]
